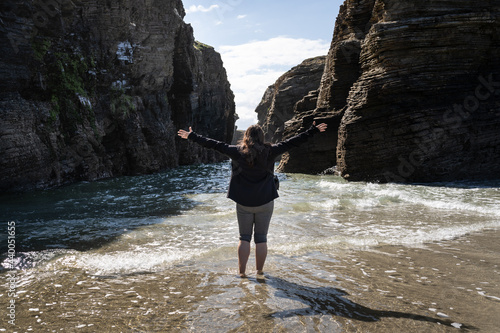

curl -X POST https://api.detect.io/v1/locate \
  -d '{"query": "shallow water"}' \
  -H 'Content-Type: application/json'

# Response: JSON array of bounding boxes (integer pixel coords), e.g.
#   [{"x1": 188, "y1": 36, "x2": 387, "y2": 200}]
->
[{"x1": 1, "y1": 162, "x2": 499, "y2": 332}]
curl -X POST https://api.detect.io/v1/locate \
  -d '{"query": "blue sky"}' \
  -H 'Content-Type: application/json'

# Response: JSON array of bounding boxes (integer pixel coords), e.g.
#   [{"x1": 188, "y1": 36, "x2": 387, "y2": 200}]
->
[{"x1": 182, "y1": 0, "x2": 344, "y2": 129}]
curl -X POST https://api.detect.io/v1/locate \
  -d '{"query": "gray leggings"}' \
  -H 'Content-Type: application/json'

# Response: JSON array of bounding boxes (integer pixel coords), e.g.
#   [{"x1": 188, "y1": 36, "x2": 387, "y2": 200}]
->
[{"x1": 236, "y1": 201, "x2": 274, "y2": 244}]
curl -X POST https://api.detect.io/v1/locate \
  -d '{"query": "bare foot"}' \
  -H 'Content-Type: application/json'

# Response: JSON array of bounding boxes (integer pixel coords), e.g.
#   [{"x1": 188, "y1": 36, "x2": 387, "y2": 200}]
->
[
  {"x1": 256, "y1": 270, "x2": 264, "y2": 276},
  {"x1": 239, "y1": 273, "x2": 247, "y2": 278}
]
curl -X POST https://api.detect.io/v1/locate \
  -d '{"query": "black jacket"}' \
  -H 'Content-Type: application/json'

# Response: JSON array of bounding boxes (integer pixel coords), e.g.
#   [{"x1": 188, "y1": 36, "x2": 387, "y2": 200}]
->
[{"x1": 188, "y1": 125, "x2": 320, "y2": 206}]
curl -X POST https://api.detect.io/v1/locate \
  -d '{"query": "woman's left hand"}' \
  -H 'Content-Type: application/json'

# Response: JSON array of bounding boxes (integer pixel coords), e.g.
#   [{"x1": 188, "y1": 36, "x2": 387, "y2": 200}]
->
[
  {"x1": 313, "y1": 121, "x2": 328, "y2": 132},
  {"x1": 177, "y1": 127, "x2": 193, "y2": 139}
]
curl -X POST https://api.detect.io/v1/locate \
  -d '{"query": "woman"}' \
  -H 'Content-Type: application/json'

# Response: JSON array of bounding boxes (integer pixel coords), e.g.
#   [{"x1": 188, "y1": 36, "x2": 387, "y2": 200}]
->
[{"x1": 178, "y1": 121, "x2": 327, "y2": 277}]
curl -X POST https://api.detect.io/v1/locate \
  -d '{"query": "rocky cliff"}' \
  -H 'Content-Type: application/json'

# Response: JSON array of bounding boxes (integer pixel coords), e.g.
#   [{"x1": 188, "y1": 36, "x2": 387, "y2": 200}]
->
[
  {"x1": 271, "y1": 0, "x2": 500, "y2": 182},
  {"x1": 256, "y1": 56, "x2": 326, "y2": 143},
  {"x1": 0, "y1": 0, "x2": 235, "y2": 192}
]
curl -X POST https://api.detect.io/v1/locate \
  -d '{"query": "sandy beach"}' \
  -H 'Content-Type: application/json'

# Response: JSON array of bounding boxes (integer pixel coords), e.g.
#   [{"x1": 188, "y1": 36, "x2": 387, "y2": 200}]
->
[{"x1": 4, "y1": 228, "x2": 498, "y2": 332}]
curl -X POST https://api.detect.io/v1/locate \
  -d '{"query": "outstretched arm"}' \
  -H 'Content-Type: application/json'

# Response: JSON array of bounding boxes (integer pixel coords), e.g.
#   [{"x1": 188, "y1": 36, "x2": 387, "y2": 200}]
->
[
  {"x1": 177, "y1": 127, "x2": 193, "y2": 139},
  {"x1": 270, "y1": 121, "x2": 328, "y2": 156},
  {"x1": 176, "y1": 126, "x2": 241, "y2": 159}
]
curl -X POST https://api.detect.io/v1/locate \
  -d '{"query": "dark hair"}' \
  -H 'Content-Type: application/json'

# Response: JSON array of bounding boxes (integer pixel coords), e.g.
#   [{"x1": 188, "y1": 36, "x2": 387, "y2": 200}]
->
[{"x1": 239, "y1": 125, "x2": 268, "y2": 166}]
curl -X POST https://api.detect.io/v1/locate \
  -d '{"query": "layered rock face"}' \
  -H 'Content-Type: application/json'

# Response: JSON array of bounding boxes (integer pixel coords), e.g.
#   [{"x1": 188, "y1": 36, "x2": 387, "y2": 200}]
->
[
  {"x1": 256, "y1": 56, "x2": 326, "y2": 143},
  {"x1": 274, "y1": 0, "x2": 500, "y2": 182},
  {"x1": 0, "y1": 0, "x2": 235, "y2": 192}
]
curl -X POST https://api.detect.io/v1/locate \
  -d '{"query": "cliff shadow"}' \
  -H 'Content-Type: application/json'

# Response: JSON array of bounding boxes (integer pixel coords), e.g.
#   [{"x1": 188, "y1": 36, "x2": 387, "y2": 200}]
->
[{"x1": 261, "y1": 276, "x2": 476, "y2": 331}]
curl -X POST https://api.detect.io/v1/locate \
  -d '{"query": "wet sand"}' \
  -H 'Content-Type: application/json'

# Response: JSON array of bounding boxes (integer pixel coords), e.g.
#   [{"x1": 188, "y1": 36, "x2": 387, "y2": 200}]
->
[
  {"x1": 321, "y1": 229, "x2": 500, "y2": 332},
  {"x1": 3, "y1": 229, "x2": 499, "y2": 332}
]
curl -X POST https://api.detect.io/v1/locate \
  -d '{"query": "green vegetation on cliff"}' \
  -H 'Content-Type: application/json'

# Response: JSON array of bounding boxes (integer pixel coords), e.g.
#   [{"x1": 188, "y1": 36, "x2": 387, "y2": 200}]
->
[{"x1": 32, "y1": 37, "x2": 97, "y2": 130}]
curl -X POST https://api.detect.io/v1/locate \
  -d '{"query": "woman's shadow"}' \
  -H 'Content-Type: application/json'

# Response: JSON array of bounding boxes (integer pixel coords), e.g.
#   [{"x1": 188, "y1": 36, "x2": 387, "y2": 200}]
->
[{"x1": 260, "y1": 275, "x2": 476, "y2": 330}]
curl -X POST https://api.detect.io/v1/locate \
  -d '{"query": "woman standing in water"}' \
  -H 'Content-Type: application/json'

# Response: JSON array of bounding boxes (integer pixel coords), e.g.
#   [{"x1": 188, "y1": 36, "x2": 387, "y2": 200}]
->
[{"x1": 178, "y1": 121, "x2": 327, "y2": 277}]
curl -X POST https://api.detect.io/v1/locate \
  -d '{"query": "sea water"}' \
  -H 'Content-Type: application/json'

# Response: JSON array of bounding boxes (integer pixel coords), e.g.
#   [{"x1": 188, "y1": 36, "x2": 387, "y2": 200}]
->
[{"x1": 1, "y1": 162, "x2": 499, "y2": 332}]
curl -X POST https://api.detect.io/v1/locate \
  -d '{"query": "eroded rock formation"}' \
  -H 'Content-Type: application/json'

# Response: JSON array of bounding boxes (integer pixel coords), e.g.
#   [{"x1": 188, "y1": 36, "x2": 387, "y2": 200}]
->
[
  {"x1": 0, "y1": 0, "x2": 235, "y2": 192},
  {"x1": 256, "y1": 56, "x2": 326, "y2": 143},
  {"x1": 272, "y1": 0, "x2": 500, "y2": 182}
]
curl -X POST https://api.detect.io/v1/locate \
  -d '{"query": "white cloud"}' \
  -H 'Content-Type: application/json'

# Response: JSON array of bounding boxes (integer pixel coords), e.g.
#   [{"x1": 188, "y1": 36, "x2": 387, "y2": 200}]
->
[
  {"x1": 185, "y1": 4, "x2": 219, "y2": 14},
  {"x1": 237, "y1": 14, "x2": 247, "y2": 19},
  {"x1": 219, "y1": 37, "x2": 330, "y2": 129}
]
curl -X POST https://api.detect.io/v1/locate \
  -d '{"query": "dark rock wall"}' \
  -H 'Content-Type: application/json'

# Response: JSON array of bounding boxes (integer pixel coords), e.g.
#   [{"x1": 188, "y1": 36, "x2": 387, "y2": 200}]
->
[
  {"x1": 272, "y1": 0, "x2": 500, "y2": 182},
  {"x1": 0, "y1": 0, "x2": 235, "y2": 192},
  {"x1": 338, "y1": 0, "x2": 500, "y2": 182},
  {"x1": 274, "y1": 0, "x2": 374, "y2": 174}
]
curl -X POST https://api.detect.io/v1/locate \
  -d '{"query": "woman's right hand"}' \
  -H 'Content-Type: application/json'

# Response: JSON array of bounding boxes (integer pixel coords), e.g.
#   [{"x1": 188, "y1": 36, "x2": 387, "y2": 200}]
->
[{"x1": 177, "y1": 127, "x2": 193, "y2": 139}]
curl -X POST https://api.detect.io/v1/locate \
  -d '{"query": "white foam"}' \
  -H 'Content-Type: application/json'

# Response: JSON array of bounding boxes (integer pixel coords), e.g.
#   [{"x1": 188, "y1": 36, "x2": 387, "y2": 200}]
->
[
  {"x1": 388, "y1": 185, "x2": 500, "y2": 218},
  {"x1": 270, "y1": 215, "x2": 500, "y2": 253},
  {"x1": 318, "y1": 179, "x2": 351, "y2": 191},
  {"x1": 69, "y1": 248, "x2": 200, "y2": 275}
]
